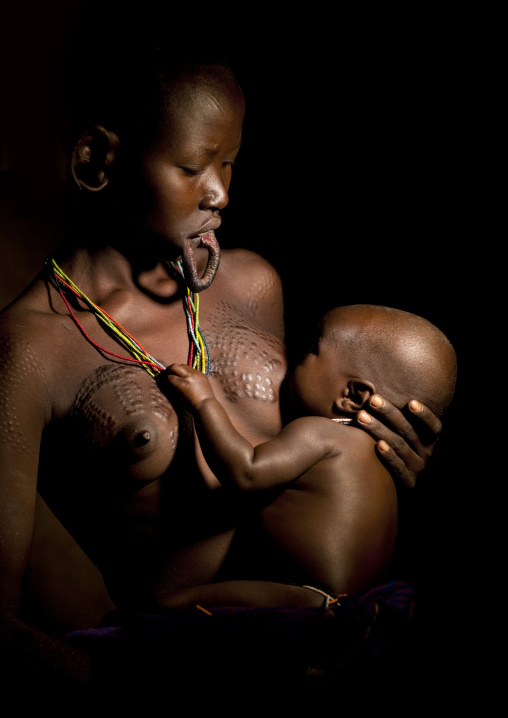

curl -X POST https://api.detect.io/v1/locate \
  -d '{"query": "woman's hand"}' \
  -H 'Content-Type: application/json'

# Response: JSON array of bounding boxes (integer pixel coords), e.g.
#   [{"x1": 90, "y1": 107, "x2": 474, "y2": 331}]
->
[{"x1": 356, "y1": 395, "x2": 442, "y2": 489}]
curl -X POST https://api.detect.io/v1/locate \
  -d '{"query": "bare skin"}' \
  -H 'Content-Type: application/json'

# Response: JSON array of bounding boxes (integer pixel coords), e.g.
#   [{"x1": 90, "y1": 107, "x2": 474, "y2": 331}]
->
[
  {"x1": 0, "y1": 67, "x2": 441, "y2": 687},
  {"x1": 160, "y1": 363, "x2": 398, "y2": 608},
  {"x1": 0, "y1": 245, "x2": 286, "y2": 682},
  {"x1": 157, "y1": 303, "x2": 456, "y2": 613}
]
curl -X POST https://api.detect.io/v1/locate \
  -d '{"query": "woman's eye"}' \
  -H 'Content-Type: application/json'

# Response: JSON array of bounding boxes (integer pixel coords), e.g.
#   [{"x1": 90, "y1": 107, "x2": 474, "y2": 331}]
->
[{"x1": 180, "y1": 166, "x2": 201, "y2": 177}]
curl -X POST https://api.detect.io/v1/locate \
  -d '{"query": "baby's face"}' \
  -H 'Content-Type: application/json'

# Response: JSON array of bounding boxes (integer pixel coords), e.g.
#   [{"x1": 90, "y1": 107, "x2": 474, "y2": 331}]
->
[
  {"x1": 129, "y1": 74, "x2": 245, "y2": 289},
  {"x1": 289, "y1": 314, "x2": 350, "y2": 418}
]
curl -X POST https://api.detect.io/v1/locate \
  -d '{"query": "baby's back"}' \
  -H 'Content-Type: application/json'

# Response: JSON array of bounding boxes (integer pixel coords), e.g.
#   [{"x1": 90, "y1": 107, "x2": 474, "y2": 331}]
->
[{"x1": 257, "y1": 425, "x2": 398, "y2": 597}]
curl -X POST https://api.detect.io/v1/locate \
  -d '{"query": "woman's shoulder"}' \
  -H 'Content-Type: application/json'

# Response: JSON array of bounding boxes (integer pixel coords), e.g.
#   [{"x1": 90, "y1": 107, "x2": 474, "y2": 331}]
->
[
  {"x1": 216, "y1": 248, "x2": 284, "y2": 337},
  {"x1": 218, "y1": 248, "x2": 282, "y2": 300},
  {"x1": 0, "y1": 293, "x2": 59, "y2": 421},
  {"x1": 0, "y1": 280, "x2": 72, "y2": 385},
  {"x1": 220, "y1": 247, "x2": 280, "y2": 277},
  {"x1": 1, "y1": 277, "x2": 57, "y2": 337}
]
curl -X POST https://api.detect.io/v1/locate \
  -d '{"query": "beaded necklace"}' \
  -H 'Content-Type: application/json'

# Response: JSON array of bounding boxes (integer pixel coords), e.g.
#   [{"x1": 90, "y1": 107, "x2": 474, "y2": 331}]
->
[{"x1": 45, "y1": 256, "x2": 210, "y2": 378}]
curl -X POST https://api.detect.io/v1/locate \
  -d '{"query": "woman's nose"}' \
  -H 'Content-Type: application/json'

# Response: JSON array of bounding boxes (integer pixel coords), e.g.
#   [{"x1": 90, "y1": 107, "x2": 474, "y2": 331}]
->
[{"x1": 200, "y1": 169, "x2": 229, "y2": 211}]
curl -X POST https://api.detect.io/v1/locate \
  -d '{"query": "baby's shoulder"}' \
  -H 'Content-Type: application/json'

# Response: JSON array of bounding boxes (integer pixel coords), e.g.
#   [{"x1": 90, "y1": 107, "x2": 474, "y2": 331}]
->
[
  {"x1": 290, "y1": 417, "x2": 382, "y2": 466},
  {"x1": 329, "y1": 423, "x2": 394, "y2": 489},
  {"x1": 291, "y1": 419, "x2": 394, "y2": 498},
  {"x1": 330, "y1": 422, "x2": 381, "y2": 460},
  {"x1": 289, "y1": 417, "x2": 374, "y2": 443}
]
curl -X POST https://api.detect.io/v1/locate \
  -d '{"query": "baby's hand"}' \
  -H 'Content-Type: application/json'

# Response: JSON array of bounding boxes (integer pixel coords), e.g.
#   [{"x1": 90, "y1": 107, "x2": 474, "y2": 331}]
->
[{"x1": 165, "y1": 364, "x2": 216, "y2": 409}]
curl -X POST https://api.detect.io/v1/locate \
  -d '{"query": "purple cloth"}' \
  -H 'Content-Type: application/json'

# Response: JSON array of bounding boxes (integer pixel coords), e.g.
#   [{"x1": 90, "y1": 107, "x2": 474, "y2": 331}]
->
[{"x1": 66, "y1": 581, "x2": 416, "y2": 688}]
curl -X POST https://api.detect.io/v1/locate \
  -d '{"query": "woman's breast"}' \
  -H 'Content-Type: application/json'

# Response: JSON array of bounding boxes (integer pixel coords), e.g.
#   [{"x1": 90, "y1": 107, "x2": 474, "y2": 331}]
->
[
  {"x1": 67, "y1": 363, "x2": 179, "y2": 483},
  {"x1": 205, "y1": 299, "x2": 286, "y2": 402},
  {"x1": 203, "y1": 299, "x2": 287, "y2": 446}
]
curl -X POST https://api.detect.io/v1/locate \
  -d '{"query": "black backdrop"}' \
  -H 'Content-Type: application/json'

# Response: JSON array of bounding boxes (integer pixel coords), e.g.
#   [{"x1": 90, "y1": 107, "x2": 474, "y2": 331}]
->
[
  {"x1": 0, "y1": 1, "x2": 492, "y2": 704},
  {"x1": 227, "y1": 40, "x2": 476, "y2": 682}
]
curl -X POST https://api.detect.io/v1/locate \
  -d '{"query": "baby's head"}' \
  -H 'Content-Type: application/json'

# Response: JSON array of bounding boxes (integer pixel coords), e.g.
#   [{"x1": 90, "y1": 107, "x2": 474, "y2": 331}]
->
[{"x1": 290, "y1": 305, "x2": 457, "y2": 420}]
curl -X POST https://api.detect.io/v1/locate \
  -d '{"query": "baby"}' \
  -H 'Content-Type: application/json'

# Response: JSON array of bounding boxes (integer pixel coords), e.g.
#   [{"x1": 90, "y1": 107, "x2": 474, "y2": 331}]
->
[{"x1": 160, "y1": 304, "x2": 457, "y2": 609}]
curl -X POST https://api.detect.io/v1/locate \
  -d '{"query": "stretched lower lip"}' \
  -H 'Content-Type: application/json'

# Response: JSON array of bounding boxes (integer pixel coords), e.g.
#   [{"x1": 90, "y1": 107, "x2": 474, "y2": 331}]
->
[
  {"x1": 173, "y1": 230, "x2": 216, "y2": 261},
  {"x1": 188, "y1": 228, "x2": 217, "y2": 248},
  {"x1": 179, "y1": 228, "x2": 221, "y2": 292}
]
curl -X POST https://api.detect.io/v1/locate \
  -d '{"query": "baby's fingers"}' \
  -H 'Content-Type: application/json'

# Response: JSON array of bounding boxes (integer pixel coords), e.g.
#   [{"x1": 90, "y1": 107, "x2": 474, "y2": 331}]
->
[
  {"x1": 166, "y1": 363, "x2": 193, "y2": 378},
  {"x1": 164, "y1": 364, "x2": 215, "y2": 406}
]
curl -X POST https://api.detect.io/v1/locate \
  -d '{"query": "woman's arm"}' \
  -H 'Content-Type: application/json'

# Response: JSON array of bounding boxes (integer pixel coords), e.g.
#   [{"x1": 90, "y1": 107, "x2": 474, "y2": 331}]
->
[
  {"x1": 356, "y1": 395, "x2": 442, "y2": 489},
  {"x1": 0, "y1": 335, "x2": 91, "y2": 688}
]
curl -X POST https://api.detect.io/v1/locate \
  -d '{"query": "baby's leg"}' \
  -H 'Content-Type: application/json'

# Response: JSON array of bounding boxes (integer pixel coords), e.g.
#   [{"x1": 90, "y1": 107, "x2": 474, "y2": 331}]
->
[{"x1": 157, "y1": 580, "x2": 331, "y2": 611}]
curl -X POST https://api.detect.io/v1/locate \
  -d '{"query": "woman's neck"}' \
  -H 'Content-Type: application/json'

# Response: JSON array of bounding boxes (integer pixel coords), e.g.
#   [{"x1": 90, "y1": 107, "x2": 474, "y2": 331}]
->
[
  {"x1": 59, "y1": 194, "x2": 211, "y2": 301},
  {"x1": 52, "y1": 243, "x2": 185, "y2": 305}
]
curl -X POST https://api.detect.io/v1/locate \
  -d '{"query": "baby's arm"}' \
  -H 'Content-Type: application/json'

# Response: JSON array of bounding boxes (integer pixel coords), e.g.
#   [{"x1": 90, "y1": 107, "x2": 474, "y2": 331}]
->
[{"x1": 165, "y1": 364, "x2": 332, "y2": 491}]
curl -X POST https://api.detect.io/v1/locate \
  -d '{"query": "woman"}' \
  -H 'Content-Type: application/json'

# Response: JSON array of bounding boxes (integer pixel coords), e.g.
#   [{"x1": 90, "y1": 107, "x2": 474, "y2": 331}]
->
[{"x1": 0, "y1": 13, "x2": 440, "y2": 690}]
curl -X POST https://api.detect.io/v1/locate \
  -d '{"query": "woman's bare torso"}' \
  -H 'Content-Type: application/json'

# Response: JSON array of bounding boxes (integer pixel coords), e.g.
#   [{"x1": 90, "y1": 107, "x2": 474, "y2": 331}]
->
[{"x1": 1, "y1": 248, "x2": 287, "y2": 610}]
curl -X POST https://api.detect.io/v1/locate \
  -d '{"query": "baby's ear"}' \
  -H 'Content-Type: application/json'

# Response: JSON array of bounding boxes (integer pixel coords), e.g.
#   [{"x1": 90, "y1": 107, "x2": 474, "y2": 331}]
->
[
  {"x1": 71, "y1": 125, "x2": 120, "y2": 191},
  {"x1": 334, "y1": 378, "x2": 376, "y2": 413}
]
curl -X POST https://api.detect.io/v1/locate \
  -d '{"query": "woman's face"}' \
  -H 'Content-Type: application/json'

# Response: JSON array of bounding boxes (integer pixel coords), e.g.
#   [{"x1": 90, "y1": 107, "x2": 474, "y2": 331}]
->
[{"x1": 132, "y1": 77, "x2": 245, "y2": 291}]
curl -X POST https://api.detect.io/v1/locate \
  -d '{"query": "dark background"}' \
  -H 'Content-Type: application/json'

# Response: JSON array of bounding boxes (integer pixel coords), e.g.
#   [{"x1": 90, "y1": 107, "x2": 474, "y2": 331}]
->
[
  {"x1": 0, "y1": 1, "x2": 494, "y2": 703},
  {"x1": 229, "y1": 29, "x2": 490, "y2": 699}
]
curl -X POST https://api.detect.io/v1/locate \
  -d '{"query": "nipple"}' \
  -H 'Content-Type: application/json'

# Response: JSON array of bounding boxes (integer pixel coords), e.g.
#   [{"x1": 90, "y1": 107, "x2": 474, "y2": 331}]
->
[
  {"x1": 134, "y1": 430, "x2": 152, "y2": 447},
  {"x1": 118, "y1": 420, "x2": 159, "y2": 459},
  {"x1": 113, "y1": 416, "x2": 178, "y2": 481}
]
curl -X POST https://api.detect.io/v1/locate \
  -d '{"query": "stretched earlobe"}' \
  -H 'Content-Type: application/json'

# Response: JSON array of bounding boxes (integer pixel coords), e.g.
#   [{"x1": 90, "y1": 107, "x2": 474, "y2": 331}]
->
[
  {"x1": 71, "y1": 125, "x2": 120, "y2": 192},
  {"x1": 334, "y1": 378, "x2": 377, "y2": 414}
]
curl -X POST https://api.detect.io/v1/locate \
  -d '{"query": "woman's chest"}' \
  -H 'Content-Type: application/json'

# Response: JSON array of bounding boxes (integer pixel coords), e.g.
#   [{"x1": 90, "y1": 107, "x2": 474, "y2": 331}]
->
[{"x1": 203, "y1": 298, "x2": 286, "y2": 407}]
